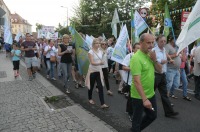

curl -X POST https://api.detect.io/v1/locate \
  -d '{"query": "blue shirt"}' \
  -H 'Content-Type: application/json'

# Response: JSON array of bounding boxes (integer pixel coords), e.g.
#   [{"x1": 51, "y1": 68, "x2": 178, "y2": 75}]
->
[{"x1": 11, "y1": 49, "x2": 21, "y2": 61}]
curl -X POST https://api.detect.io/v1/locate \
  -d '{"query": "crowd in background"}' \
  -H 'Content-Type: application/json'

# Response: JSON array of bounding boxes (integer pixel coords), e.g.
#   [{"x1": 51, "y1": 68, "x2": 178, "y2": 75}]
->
[{"x1": 1, "y1": 32, "x2": 200, "y2": 132}]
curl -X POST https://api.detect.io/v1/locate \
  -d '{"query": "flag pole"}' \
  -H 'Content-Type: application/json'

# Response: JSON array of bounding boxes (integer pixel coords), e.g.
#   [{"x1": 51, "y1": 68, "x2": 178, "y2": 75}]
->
[{"x1": 171, "y1": 26, "x2": 176, "y2": 44}]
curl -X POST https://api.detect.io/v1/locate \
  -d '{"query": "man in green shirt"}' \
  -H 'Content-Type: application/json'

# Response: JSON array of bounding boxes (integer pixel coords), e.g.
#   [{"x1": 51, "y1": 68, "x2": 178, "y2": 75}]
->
[{"x1": 130, "y1": 33, "x2": 162, "y2": 132}]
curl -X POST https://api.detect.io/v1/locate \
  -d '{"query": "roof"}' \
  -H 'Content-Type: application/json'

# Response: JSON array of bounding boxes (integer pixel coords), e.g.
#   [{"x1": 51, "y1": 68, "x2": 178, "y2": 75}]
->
[{"x1": 10, "y1": 13, "x2": 32, "y2": 26}]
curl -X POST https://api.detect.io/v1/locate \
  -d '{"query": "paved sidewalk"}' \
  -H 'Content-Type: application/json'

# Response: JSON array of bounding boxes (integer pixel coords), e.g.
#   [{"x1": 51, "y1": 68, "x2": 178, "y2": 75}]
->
[{"x1": 0, "y1": 53, "x2": 116, "y2": 132}]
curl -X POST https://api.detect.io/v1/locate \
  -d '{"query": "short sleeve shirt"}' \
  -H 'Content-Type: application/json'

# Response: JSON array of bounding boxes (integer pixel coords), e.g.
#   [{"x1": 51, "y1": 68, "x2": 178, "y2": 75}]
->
[
  {"x1": 88, "y1": 49, "x2": 103, "y2": 71},
  {"x1": 11, "y1": 49, "x2": 21, "y2": 61},
  {"x1": 44, "y1": 45, "x2": 57, "y2": 58},
  {"x1": 130, "y1": 50, "x2": 155, "y2": 99},
  {"x1": 21, "y1": 41, "x2": 36, "y2": 57},
  {"x1": 165, "y1": 44, "x2": 181, "y2": 69}
]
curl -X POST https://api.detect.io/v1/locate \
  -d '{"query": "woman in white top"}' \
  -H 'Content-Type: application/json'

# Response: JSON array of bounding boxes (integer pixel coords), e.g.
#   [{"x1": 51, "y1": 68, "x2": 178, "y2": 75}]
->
[
  {"x1": 44, "y1": 39, "x2": 57, "y2": 80},
  {"x1": 87, "y1": 38, "x2": 109, "y2": 108},
  {"x1": 100, "y1": 40, "x2": 113, "y2": 95}
]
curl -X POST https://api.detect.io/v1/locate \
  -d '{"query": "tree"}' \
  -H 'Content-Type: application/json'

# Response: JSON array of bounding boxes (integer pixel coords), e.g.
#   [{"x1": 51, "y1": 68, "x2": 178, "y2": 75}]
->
[
  {"x1": 72, "y1": 0, "x2": 150, "y2": 37},
  {"x1": 35, "y1": 23, "x2": 43, "y2": 31},
  {"x1": 150, "y1": 0, "x2": 197, "y2": 37}
]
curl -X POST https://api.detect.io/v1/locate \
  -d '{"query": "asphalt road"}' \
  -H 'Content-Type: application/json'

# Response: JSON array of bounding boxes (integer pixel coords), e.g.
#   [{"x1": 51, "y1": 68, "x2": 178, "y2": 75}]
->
[{"x1": 38, "y1": 66, "x2": 200, "y2": 132}]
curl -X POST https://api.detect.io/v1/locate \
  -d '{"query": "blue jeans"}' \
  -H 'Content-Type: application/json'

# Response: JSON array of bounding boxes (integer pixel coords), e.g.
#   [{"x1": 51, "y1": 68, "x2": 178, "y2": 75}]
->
[
  {"x1": 131, "y1": 95, "x2": 157, "y2": 132},
  {"x1": 180, "y1": 68, "x2": 188, "y2": 97},
  {"x1": 46, "y1": 60, "x2": 55, "y2": 78},
  {"x1": 60, "y1": 63, "x2": 72, "y2": 88},
  {"x1": 166, "y1": 68, "x2": 180, "y2": 95}
]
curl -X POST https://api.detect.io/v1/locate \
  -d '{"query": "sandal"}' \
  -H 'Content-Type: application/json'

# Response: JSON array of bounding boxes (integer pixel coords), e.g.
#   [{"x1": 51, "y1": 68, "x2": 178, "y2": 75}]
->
[
  {"x1": 107, "y1": 90, "x2": 113, "y2": 96},
  {"x1": 101, "y1": 104, "x2": 109, "y2": 109},
  {"x1": 89, "y1": 100, "x2": 95, "y2": 105},
  {"x1": 170, "y1": 94, "x2": 178, "y2": 99},
  {"x1": 183, "y1": 96, "x2": 192, "y2": 101}
]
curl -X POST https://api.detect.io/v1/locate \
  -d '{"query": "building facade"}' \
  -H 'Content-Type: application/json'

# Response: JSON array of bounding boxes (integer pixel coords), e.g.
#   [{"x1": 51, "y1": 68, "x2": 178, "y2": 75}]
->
[
  {"x1": 0, "y1": 0, "x2": 11, "y2": 37},
  {"x1": 10, "y1": 13, "x2": 32, "y2": 35}
]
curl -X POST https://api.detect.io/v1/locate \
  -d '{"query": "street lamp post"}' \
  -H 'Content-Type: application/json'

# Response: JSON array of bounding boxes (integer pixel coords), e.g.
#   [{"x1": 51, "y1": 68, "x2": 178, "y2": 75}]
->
[{"x1": 61, "y1": 6, "x2": 68, "y2": 27}]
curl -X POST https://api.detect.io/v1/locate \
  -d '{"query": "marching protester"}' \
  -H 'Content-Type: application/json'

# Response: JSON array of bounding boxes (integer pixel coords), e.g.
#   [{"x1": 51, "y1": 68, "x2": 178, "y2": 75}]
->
[
  {"x1": 21, "y1": 33, "x2": 38, "y2": 81},
  {"x1": 153, "y1": 35, "x2": 179, "y2": 117},
  {"x1": 44, "y1": 39, "x2": 57, "y2": 80},
  {"x1": 165, "y1": 37, "x2": 181, "y2": 98},
  {"x1": 179, "y1": 48, "x2": 192, "y2": 101},
  {"x1": 122, "y1": 42, "x2": 140, "y2": 121},
  {"x1": 11, "y1": 43, "x2": 21, "y2": 78},
  {"x1": 58, "y1": 34, "x2": 75, "y2": 94},
  {"x1": 130, "y1": 33, "x2": 162, "y2": 132},
  {"x1": 85, "y1": 38, "x2": 109, "y2": 108},
  {"x1": 194, "y1": 43, "x2": 200, "y2": 100},
  {"x1": 100, "y1": 40, "x2": 113, "y2": 95}
]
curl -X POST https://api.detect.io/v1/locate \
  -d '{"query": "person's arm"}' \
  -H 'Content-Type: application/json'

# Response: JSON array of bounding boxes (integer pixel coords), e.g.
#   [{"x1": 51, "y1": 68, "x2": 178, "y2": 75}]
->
[
  {"x1": 133, "y1": 75, "x2": 152, "y2": 109},
  {"x1": 122, "y1": 66, "x2": 130, "y2": 71},
  {"x1": 149, "y1": 51, "x2": 162, "y2": 73},
  {"x1": 88, "y1": 52, "x2": 103, "y2": 66}
]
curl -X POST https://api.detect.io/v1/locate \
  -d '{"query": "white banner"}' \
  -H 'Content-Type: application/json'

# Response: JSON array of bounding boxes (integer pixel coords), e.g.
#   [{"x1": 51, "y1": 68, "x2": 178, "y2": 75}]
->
[
  {"x1": 177, "y1": 0, "x2": 200, "y2": 53},
  {"x1": 111, "y1": 25, "x2": 128, "y2": 64}
]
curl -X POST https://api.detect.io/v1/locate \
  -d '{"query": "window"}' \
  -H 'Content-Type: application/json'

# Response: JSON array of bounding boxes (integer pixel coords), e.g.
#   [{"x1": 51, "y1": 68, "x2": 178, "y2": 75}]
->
[{"x1": 15, "y1": 19, "x2": 17, "y2": 22}]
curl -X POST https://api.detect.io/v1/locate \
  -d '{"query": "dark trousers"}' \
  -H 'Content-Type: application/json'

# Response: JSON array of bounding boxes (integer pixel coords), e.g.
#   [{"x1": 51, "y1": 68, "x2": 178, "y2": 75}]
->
[
  {"x1": 194, "y1": 75, "x2": 200, "y2": 97},
  {"x1": 154, "y1": 73, "x2": 174, "y2": 115},
  {"x1": 102, "y1": 68, "x2": 110, "y2": 91},
  {"x1": 88, "y1": 72, "x2": 105, "y2": 105},
  {"x1": 131, "y1": 95, "x2": 157, "y2": 132},
  {"x1": 126, "y1": 85, "x2": 132, "y2": 115},
  {"x1": 43, "y1": 55, "x2": 47, "y2": 69},
  {"x1": 13, "y1": 60, "x2": 20, "y2": 70},
  {"x1": 108, "y1": 59, "x2": 115, "y2": 73}
]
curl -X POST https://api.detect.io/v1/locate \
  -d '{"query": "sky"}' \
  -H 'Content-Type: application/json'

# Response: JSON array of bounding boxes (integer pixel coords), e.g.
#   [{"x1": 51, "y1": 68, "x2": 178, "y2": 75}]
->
[{"x1": 4, "y1": 0, "x2": 80, "y2": 32}]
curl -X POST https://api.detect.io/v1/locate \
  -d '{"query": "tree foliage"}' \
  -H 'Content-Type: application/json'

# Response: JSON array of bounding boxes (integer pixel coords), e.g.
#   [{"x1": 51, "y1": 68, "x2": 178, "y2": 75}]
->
[{"x1": 57, "y1": 0, "x2": 197, "y2": 38}]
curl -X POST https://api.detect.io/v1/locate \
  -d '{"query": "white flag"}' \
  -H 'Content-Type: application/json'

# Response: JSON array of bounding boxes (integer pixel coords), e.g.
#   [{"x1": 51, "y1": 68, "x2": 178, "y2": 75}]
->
[
  {"x1": 177, "y1": 0, "x2": 200, "y2": 53},
  {"x1": 111, "y1": 8, "x2": 120, "y2": 38},
  {"x1": 134, "y1": 10, "x2": 148, "y2": 40},
  {"x1": 111, "y1": 25, "x2": 128, "y2": 64},
  {"x1": 4, "y1": 18, "x2": 13, "y2": 44},
  {"x1": 102, "y1": 33, "x2": 106, "y2": 41}
]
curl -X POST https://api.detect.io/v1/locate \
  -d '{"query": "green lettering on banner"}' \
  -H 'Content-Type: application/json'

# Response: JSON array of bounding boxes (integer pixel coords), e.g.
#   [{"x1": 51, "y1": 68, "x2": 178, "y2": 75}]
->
[{"x1": 188, "y1": 17, "x2": 200, "y2": 30}]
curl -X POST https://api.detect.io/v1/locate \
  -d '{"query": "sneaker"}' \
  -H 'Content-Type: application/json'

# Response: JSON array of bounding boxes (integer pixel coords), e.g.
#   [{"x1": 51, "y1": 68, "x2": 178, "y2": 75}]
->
[
  {"x1": 32, "y1": 73, "x2": 36, "y2": 79},
  {"x1": 66, "y1": 89, "x2": 70, "y2": 94},
  {"x1": 28, "y1": 76, "x2": 32, "y2": 81},
  {"x1": 165, "y1": 112, "x2": 179, "y2": 117},
  {"x1": 75, "y1": 83, "x2": 79, "y2": 89},
  {"x1": 46, "y1": 75, "x2": 49, "y2": 79},
  {"x1": 51, "y1": 77, "x2": 56, "y2": 81},
  {"x1": 128, "y1": 114, "x2": 133, "y2": 122}
]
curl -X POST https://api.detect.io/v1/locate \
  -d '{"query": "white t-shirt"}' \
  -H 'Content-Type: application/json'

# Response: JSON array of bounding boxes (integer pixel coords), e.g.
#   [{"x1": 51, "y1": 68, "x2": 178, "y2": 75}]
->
[
  {"x1": 88, "y1": 49, "x2": 103, "y2": 71},
  {"x1": 122, "y1": 52, "x2": 134, "y2": 85},
  {"x1": 44, "y1": 45, "x2": 57, "y2": 58},
  {"x1": 107, "y1": 46, "x2": 114, "y2": 59}
]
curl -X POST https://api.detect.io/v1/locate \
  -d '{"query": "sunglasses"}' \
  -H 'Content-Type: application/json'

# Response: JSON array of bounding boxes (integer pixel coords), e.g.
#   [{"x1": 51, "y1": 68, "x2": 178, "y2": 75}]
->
[{"x1": 101, "y1": 43, "x2": 107, "y2": 45}]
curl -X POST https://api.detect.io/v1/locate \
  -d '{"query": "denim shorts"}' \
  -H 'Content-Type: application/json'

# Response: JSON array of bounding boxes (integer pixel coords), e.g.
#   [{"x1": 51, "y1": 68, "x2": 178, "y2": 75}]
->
[{"x1": 25, "y1": 57, "x2": 38, "y2": 68}]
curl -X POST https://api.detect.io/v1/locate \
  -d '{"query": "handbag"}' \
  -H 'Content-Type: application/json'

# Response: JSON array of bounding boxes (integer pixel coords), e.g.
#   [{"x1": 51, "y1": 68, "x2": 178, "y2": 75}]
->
[{"x1": 50, "y1": 55, "x2": 57, "y2": 62}]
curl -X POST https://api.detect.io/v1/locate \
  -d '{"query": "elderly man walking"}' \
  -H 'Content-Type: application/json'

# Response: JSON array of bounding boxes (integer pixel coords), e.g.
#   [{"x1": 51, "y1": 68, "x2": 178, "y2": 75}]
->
[{"x1": 130, "y1": 33, "x2": 162, "y2": 132}]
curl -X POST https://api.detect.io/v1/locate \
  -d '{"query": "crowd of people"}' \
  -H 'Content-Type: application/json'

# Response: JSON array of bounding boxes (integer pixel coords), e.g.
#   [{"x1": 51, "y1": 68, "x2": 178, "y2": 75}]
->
[{"x1": 2, "y1": 32, "x2": 200, "y2": 132}]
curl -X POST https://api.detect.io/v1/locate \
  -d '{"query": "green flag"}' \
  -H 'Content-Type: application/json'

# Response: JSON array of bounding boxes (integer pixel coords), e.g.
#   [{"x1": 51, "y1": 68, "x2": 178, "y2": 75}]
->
[
  {"x1": 164, "y1": 3, "x2": 172, "y2": 38},
  {"x1": 74, "y1": 30, "x2": 89, "y2": 75}
]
